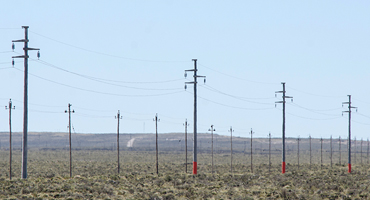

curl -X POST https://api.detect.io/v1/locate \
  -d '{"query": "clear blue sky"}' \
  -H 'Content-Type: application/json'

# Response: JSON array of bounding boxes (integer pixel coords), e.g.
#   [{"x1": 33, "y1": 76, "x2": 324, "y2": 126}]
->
[{"x1": 0, "y1": 1, "x2": 369, "y2": 139}]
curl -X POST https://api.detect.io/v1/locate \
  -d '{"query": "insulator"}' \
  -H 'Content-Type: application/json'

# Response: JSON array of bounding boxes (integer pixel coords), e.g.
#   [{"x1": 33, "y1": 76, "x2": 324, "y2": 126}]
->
[
  {"x1": 37, "y1": 51, "x2": 40, "y2": 60},
  {"x1": 184, "y1": 73, "x2": 187, "y2": 78},
  {"x1": 184, "y1": 85, "x2": 187, "y2": 90},
  {"x1": 275, "y1": 104, "x2": 277, "y2": 108},
  {"x1": 12, "y1": 59, "x2": 14, "y2": 67},
  {"x1": 12, "y1": 43, "x2": 15, "y2": 51},
  {"x1": 291, "y1": 99, "x2": 293, "y2": 102},
  {"x1": 204, "y1": 78, "x2": 206, "y2": 84},
  {"x1": 275, "y1": 94, "x2": 277, "y2": 98}
]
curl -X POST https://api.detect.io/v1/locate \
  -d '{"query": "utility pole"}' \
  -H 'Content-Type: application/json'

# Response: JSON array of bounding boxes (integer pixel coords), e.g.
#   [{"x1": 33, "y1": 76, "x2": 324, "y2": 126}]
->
[
  {"x1": 65, "y1": 103, "x2": 74, "y2": 178},
  {"x1": 12, "y1": 26, "x2": 40, "y2": 179},
  {"x1": 269, "y1": 132, "x2": 271, "y2": 173},
  {"x1": 183, "y1": 119, "x2": 189, "y2": 173},
  {"x1": 309, "y1": 135, "x2": 312, "y2": 169},
  {"x1": 361, "y1": 138, "x2": 363, "y2": 165},
  {"x1": 367, "y1": 138, "x2": 369, "y2": 165},
  {"x1": 275, "y1": 82, "x2": 293, "y2": 174},
  {"x1": 250, "y1": 129, "x2": 254, "y2": 173},
  {"x1": 5, "y1": 99, "x2": 15, "y2": 180},
  {"x1": 320, "y1": 138, "x2": 323, "y2": 170},
  {"x1": 342, "y1": 95, "x2": 357, "y2": 173},
  {"x1": 153, "y1": 113, "x2": 160, "y2": 174},
  {"x1": 229, "y1": 126, "x2": 234, "y2": 174},
  {"x1": 330, "y1": 135, "x2": 333, "y2": 168},
  {"x1": 339, "y1": 136, "x2": 342, "y2": 165},
  {"x1": 354, "y1": 137, "x2": 357, "y2": 164},
  {"x1": 184, "y1": 59, "x2": 206, "y2": 175},
  {"x1": 297, "y1": 136, "x2": 300, "y2": 170},
  {"x1": 115, "y1": 110, "x2": 122, "y2": 174},
  {"x1": 208, "y1": 125, "x2": 215, "y2": 174}
]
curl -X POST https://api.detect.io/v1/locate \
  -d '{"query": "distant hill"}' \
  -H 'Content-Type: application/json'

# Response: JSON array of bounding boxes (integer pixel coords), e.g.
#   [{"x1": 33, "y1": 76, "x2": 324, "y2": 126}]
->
[{"x1": 0, "y1": 132, "x2": 352, "y2": 154}]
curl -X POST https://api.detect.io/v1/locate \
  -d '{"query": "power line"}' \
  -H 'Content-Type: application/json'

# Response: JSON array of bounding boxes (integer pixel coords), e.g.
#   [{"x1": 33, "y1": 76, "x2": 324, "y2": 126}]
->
[
  {"x1": 35, "y1": 59, "x2": 184, "y2": 87},
  {"x1": 200, "y1": 84, "x2": 273, "y2": 104},
  {"x1": 186, "y1": 91, "x2": 274, "y2": 111},
  {"x1": 199, "y1": 63, "x2": 278, "y2": 85},
  {"x1": 30, "y1": 31, "x2": 190, "y2": 63},
  {"x1": 13, "y1": 67, "x2": 184, "y2": 97},
  {"x1": 287, "y1": 86, "x2": 345, "y2": 98},
  {"x1": 289, "y1": 102, "x2": 341, "y2": 116}
]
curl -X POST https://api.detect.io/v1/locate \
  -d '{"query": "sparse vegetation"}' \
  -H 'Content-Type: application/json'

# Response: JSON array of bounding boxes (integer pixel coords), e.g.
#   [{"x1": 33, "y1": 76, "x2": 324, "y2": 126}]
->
[{"x1": 1, "y1": 149, "x2": 369, "y2": 199}]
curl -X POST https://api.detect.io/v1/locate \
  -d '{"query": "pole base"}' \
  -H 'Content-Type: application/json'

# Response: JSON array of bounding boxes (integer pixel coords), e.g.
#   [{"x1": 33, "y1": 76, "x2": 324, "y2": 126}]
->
[
  {"x1": 193, "y1": 161, "x2": 197, "y2": 174},
  {"x1": 282, "y1": 162, "x2": 286, "y2": 174},
  {"x1": 348, "y1": 163, "x2": 351, "y2": 173}
]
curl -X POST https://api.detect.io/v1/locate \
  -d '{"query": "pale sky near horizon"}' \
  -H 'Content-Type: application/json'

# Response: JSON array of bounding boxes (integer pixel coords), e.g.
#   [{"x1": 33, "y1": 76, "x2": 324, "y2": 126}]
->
[{"x1": 0, "y1": 1, "x2": 369, "y2": 140}]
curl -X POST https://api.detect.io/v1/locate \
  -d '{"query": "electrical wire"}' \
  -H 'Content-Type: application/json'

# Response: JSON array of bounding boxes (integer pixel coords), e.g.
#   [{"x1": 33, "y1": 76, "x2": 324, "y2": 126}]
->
[
  {"x1": 30, "y1": 31, "x2": 190, "y2": 63},
  {"x1": 185, "y1": 91, "x2": 274, "y2": 111},
  {"x1": 13, "y1": 67, "x2": 185, "y2": 97},
  {"x1": 286, "y1": 86, "x2": 345, "y2": 99},
  {"x1": 0, "y1": 51, "x2": 13, "y2": 53},
  {"x1": 200, "y1": 84, "x2": 273, "y2": 105},
  {"x1": 354, "y1": 113, "x2": 370, "y2": 119},
  {"x1": 288, "y1": 102, "x2": 341, "y2": 116},
  {"x1": 199, "y1": 63, "x2": 279, "y2": 85},
  {"x1": 352, "y1": 120, "x2": 370, "y2": 126},
  {"x1": 35, "y1": 58, "x2": 185, "y2": 87}
]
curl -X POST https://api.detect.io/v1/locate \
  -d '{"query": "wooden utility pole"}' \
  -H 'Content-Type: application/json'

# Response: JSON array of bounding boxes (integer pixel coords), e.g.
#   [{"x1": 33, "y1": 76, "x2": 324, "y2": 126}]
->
[
  {"x1": 5, "y1": 99, "x2": 15, "y2": 180},
  {"x1": 275, "y1": 82, "x2": 293, "y2": 174},
  {"x1": 229, "y1": 127, "x2": 234, "y2": 174},
  {"x1": 342, "y1": 95, "x2": 357, "y2": 173},
  {"x1": 250, "y1": 129, "x2": 254, "y2": 173},
  {"x1": 183, "y1": 119, "x2": 189, "y2": 173},
  {"x1": 184, "y1": 59, "x2": 206, "y2": 175},
  {"x1": 12, "y1": 26, "x2": 40, "y2": 179},
  {"x1": 153, "y1": 113, "x2": 160, "y2": 174},
  {"x1": 65, "y1": 103, "x2": 74, "y2": 178},
  {"x1": 208, "y1": 125, "x2": 215, "y2": 174},
  {"x1": 115, "y1": 110, "x2": 122, "y2": 173}
]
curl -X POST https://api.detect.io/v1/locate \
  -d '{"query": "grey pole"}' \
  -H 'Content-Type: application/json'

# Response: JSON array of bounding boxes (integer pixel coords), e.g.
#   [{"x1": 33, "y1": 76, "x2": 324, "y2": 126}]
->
[
  {"x1": 115, "y1": 110, "x2": 122, "y2": 173},
  {"x1": 321, "y1": 138, "x2": 323, "y2": 169},
  {"x1": 309, "y1": 135, "x2": 312, "y2": 169},
  {"x1": 269, "y1": 132, "x2": 271, "y2": 173},
  {"x1": 229, "y1": 127, "x2": 234, "y2": 174},
  {"x1": 184, "y1": 119, "x2": 189, "y2": 173},
  {"x1": 185, "y1": 59, "x2": 205, "y2": 175},
  {"x1": 297, "y1": 136, "x2": 300, "y2": 170},
  {"x1": 275, "y1": 82, "x2": 292, "y2": 174},
  {"x1": 339, "y1": 136, "x2": 341, "y2": 165},
  {"x1": 250, "y1": 128, "x2": 253, "y2": 173},
  {"x1": 330, "y1": 135, "x2": 333, "y2": 168},
  {"x1": 154, "y1": 113, "x2": 160, "y2": 174},
  {"x1": 65, "y1": 104, "x2": 74, "y2": 178},
  {"x1": 6, "y1": 99, "x2": 15, "y2": 180},
  {"x1": 12, "y1": 26, "x2": 40, "y2": 179},
  {"x1": 208, "y1": 125, "x2": 215, "y2": 174},
  {"x1": 342, "y1": 95, "x2": 357, "y2": 173},
  {"x1": 361, "y1": 138, "x2": 363, "y2": 165}
]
